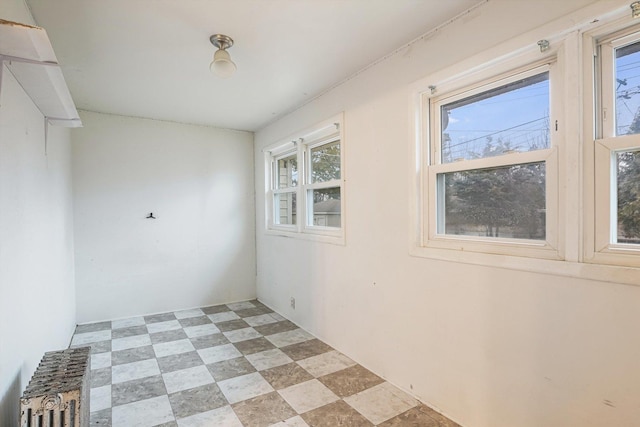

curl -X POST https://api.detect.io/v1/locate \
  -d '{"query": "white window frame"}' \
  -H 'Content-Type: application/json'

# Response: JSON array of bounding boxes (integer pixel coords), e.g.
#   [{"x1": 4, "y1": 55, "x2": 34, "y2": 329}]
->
[
  {"x1": 409, "y1": 9, "x2": 640, "y2": 286},
  {"x1": 585, "y1": 23, "x2": 640, "y2": 267},
  {"x1": 419, "y1": 59, "x2": 562, "y2": 260},
  {"x1": 271, "y1": 149, "x2": 298, "y2": 230},
  {"x1": 265, "y1": 113, "x2": 345, "y2": 244}
]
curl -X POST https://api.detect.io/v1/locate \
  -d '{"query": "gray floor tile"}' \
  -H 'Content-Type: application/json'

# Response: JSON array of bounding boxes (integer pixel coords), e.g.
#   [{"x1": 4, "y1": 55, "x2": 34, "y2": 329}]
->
[
  {"x1": 260, "y1": 362, "x2": 313, "y2": 390},
  {"x1": 216, "y1": 319, "x2": 250, "y2": 332},
  {"x1": 112, "y1": 325, "x2": 148, "y2": 339},
  {"x1": 280, "y1": 339, "x2": 333, "y2": 361},
  {"x1": 151, "y1": 329, "x2": 188, "y2": 345},
  {"x1": 317, "y1": 364, "x2": 384, "y2": 398},
  {"x1": 233, "y1": 338, "x2": 275, "y2": 356},
  {"x1": 253, "y1": 320, "x2": 298, "y2": 336},
  {"x1": 75, "y1": 321, "x2": 112, "y2": 334},
  {"x1": 190, "y1": 333, "x2": 230, "y2": 350},
  {"x1": 144, "y1": 312, "x2": 177, "y2": 324},
  {"x1": 91, "y1": 367, "x2": 112, "y2": 387},
  {"x1": 111, "y1": 374, "x2": 167, "y2": 406},
  {"x1": 157, "y1": 351, "x2": 204, "y2": 374},
  {"x1": 202, "y1": 304, "x2": 231, "y2": 315},
  {"x1": 207, "y1": 356, "x2": 256, "y2": 381},
  {"x1": 377, "y1": 405, "x2": 444, "y2": 427},
  {"x1": 301, "y1": 400, "x2": 373, "y2": 427},
  {"x1": 78, "y1": 340, "x2": 112, "y2": 354},
  {"x1": 112, "y1": 345, "x2": 156, "y2": 366},
  {"x1": 89, "y1": 408, "x2": 112, "y2": 426},
  {"x1": 232, "y1": 391, "x2": 296, "y2": 427},
  {"x1": 234, "y1": 306, "x2": 273, "y2": 318},
  {"x1": 178, "y1": 316, "x2": 213, "y2": 328},
  {"x1": 168, "y1": 383, "x2": 227, "y2": 419}
]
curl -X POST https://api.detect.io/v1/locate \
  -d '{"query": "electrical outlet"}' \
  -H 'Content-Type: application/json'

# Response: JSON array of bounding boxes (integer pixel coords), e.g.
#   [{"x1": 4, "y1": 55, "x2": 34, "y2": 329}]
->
[{"x1": 290, "y1": 297, "x2": 296, "y2": 309}]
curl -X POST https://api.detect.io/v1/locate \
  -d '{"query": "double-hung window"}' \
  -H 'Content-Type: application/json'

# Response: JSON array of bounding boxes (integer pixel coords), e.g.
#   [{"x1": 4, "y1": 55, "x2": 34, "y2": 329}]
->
[
  {"x1": 266, "y1": 114, "x2": 344, "y2": 242},
  {"x1": 589, "y1": 28, "x2": 640, "y2": 266},
  {"x1": 421, "y1": 61, "x2": 560, "y2": 259}
]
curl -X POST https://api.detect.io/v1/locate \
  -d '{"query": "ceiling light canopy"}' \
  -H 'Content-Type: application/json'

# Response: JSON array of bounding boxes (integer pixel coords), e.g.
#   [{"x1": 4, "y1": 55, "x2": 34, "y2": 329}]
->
[{"x1": 209, "y1": 34, "x2": 236, "y2": 78}]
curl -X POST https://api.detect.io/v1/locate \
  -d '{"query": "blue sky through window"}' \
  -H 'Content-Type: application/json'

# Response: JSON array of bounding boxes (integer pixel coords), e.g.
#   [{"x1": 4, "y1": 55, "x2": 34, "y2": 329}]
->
[
  {"x1": 616, "y1": 41, "x2": 640, "y2": 135},
  {"x1": 441, "y1": 72, "x2": 549, "y2": 163}
]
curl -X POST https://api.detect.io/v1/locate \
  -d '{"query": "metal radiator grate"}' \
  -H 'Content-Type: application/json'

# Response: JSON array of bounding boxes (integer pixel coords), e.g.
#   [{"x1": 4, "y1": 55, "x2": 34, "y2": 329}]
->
[{"x1": 20, "y1": 347, "x2": 91, "y2": 427}]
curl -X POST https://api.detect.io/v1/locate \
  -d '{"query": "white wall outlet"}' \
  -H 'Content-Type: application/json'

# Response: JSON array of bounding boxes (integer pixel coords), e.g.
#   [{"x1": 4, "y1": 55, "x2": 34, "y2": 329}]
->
[{"x1": 290, "y1": 297, "x2": 295, "y2": 309}]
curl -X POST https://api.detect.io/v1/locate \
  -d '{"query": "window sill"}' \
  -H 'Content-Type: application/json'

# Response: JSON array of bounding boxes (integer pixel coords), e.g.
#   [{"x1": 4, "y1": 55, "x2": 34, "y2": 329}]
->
[
  {"x1": 265, "y1": 227, "x2": 345, "y2": 246},
  {"x1": 410, "y1": 245, "x2": 640, "y2": 287}
]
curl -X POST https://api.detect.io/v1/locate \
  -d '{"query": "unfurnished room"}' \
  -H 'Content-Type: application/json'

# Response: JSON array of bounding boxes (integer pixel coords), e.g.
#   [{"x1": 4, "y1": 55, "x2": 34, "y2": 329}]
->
[{"x1": 1, "y1": 0, "x2": 640, "y2": 426}]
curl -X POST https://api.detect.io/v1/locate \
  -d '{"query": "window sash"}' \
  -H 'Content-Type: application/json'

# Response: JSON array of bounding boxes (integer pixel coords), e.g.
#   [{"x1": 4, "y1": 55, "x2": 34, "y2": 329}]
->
[
  {"x1": 430, "y1": 64, "x2": 551, "y2": 167},
  {"x1": 272, "y1": 150, "x2": 298, "y2": 191},
  {"x1": 273, "y1": 191, "x2": 297, "y2": 227},
  {"x1": 427, "y1": 148, "x2": 557, "y2": 248},
  {"x1": 599, "y1": 30, "x2": 640, "y2": 139},
  {"x1": 594, "y1": 134, "x2": 640, "y2": 254}
]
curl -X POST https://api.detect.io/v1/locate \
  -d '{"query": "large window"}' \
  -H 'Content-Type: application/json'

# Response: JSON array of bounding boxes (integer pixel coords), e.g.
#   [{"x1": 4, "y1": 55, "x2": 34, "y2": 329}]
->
[
  {"x1": 590, "y1": 29, "x2": 640, "y2": 265},
  {"x1": 266, "y1": 114, "x2": 344, "y2": 242},
  {"x1": 422, "y1": 64, "x2": 559, "y2": 258}
]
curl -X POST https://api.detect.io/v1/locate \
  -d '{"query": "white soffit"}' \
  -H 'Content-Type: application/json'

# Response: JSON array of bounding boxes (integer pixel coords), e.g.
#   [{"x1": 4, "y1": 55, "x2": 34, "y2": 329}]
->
[{"x1": 0, "y1": 19, "x2": 81, "y2": 127}]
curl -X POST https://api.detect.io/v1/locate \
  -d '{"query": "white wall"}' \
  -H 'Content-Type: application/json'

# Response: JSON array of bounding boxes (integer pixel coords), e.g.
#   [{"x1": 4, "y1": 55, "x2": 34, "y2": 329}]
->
[
  {"x1": 0, "y1": 68, "x2": 76, "y2": 425},
  {"x1": 72, "y1": 111, "x2": 255, "y2": 323},
  {"x1": 254, "y1": 1, "x2": 640, "y2": 426}
]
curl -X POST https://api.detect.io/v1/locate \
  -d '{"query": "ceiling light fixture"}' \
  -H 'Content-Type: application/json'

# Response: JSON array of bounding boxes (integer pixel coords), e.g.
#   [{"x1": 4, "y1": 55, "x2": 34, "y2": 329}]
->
[{"x1": 209, "y1": 34, "x2": 236, "y2": 78}]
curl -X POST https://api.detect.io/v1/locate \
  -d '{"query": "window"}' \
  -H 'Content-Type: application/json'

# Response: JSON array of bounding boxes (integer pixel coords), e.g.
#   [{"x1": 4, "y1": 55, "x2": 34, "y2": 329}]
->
[
  {"x1": 590, "y1": 28, "x2": 640, "y2": 266},
  {"x1": 422, "y1": 63, "x2": 559, "y2": 258},
  {"x1": 410, "y1": 14, "x2": 640, "y2": 282},
  {"x1": 266, "y1": 114, "x2": 344, "y2": 242}
]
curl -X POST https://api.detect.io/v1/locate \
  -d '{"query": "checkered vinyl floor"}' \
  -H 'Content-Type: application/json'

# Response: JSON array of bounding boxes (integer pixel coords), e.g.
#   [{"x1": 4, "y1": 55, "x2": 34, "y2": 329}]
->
[{"x1": 71, "y1": 300, "x2": 459, "y2": 427}]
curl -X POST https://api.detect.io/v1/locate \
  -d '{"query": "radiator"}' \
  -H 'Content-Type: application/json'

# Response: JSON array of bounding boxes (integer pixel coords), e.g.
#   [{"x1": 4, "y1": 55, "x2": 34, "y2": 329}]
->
[{"x1": 20, "y1": 347, "x2": 91, "y2": 427}]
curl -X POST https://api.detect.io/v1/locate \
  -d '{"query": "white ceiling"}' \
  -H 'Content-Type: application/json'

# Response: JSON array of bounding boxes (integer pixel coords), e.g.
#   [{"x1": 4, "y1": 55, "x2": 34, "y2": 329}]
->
[{"x1": 25, "y1": 0, "x2": 483, "y2": 131}]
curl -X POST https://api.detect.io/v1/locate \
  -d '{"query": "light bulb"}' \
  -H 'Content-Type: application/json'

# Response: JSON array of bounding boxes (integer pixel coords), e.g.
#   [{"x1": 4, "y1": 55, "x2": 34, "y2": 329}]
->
[{"x1": 210, "y1": 49, "x2": 236, "y2": 78}]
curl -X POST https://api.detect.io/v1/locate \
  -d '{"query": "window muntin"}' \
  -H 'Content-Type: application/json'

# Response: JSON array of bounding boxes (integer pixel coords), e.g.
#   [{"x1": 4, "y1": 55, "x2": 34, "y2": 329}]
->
[
  {"x1": 426, "y1": 64, "x2": 557, "y2": 254},
  {"x1": 441, "y1": 72, "x2": 550, "y2": 163}
]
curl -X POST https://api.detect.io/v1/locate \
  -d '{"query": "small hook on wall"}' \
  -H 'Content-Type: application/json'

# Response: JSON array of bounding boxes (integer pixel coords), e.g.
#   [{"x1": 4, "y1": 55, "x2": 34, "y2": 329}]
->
[{"x1": 146, "y1": 212, "x2": 156, "y2": 219}]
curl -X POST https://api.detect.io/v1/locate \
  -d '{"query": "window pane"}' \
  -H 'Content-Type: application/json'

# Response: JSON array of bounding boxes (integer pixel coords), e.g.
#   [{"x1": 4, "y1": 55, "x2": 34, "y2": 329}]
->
[
  {"x1": 616, "y1": 150, "x2": 640, "y2": 243},
  {"x1": 615, "y1": 41, "x2": 640, "y2": 136},
  {"x1": 309, "y1": 187, "x2": 341, "y2": 227},
  {"x1": 437, "y1": 162, "x2": 545, "y2": 240},
  {"x1": 277, "y1": 154, "x2": 297, "y2": 188},
  {"x1": 275, "y1": 192, "x2": 296, "y2": 225},
  {"x1": 441, "y1": 73, "x2": 550, "y2": 163},
  {"x1": 310, "y1": 141, "x2": 340, "y2": 183}
]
